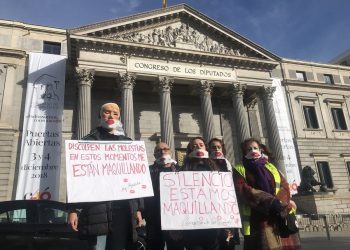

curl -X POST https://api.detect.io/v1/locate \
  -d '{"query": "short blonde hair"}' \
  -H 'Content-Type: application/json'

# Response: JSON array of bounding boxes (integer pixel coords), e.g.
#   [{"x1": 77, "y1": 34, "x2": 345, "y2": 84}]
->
[{"x1": 99, "y1": 103, "x2": 120, "y2": 117}]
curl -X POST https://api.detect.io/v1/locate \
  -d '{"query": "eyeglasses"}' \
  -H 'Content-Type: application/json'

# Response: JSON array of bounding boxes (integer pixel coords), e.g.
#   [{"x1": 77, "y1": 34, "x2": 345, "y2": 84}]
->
[
  {"x1": 156, "y1": 147, "x2": 170, "y2": 152},
  {"x1": 211, "y1": 145, "x2": 222, "y2": 150}
]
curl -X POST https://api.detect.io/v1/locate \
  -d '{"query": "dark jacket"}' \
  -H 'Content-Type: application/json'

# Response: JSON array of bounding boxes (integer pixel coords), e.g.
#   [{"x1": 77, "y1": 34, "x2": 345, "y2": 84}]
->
[
  {"x1": 144, "y1": 161, "x2": 179, "y2": 224},
  {"x1": 144, "y1": 162, "x2": 185, "y2": 250},
  {"x1": 69, "y1": 127, "x2": 142, "y2": 241},
  {"x1": 213, "y1": 158, "x2": 229, "y2": 172},
  {"x1": 183, "y1": 157, "x2": 220, "y2": 171},
  {"x1": 181, "y1": 157, "x2": 221, "y2": 250}
]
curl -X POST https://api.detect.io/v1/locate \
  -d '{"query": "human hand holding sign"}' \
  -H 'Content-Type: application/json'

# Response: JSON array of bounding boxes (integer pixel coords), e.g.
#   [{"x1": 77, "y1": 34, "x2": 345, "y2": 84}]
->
[{"x1": 68, "y1": 212, "x2": 78, "y2": 231}]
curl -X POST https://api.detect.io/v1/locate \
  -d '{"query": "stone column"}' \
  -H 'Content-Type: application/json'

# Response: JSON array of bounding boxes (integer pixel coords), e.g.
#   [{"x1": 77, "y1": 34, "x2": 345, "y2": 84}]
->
[
  {"x1": 0, "y1": 64, "x2": 17, "y2": 123},
  {"x1": 199, "y1": 80, "x2": 216, "y2": 141},
  {"x1": 246, "y1": 97, "x2": 263, "y2": 139},
  {"x1": 230, "y1": 83, "x2": 250, "y2": 144},
  {"x1": 261, "y1": 86, "x2": 286, "y2": 175},
  {"x1": 158, "y1": 76, "x2": 175, "y2": 151},
  {"x1": 0, "y1": 66, "x2": 6, "y2": 116},
  {"x1": 118, "y1": 72, "x2": 136, "y2": 139},
  {"x1": 76, "y1": 68, "x2": 94, "y2": 139}
]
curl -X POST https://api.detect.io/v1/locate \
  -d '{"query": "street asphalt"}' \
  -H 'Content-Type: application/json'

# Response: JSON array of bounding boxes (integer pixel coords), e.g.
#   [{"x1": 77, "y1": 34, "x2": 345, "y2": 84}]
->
[
  {"x1": 298, "y1": 231, "x2": 350, "y2": 250},
  {"x1": 235, "y1": 230, "x2": 350, "y2": 250}
]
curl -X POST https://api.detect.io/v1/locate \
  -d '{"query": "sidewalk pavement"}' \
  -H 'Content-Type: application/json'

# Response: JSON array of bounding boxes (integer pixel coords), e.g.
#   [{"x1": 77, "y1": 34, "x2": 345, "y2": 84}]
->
[
  {"x1": 299, "y1": 231, "x2": 350, "y2": 250},
  {"x1": 235, "y1": 231, "x2": 350, "y2": 250}
]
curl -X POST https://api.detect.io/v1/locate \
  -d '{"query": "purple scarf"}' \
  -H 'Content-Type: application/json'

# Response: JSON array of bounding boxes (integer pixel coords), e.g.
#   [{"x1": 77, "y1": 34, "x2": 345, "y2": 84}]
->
[{"x1": 243, "y1": 157, "x2": 274, "y2": 195}]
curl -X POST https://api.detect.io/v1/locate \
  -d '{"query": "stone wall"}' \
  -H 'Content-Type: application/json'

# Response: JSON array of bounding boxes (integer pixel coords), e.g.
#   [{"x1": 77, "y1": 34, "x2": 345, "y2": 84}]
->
[
  {"x1": 293, "y1": 192, "x2": 350, "y2": 215},
  {"x1": 0, "y1": 132, "x2": 15, "y2": 200}
]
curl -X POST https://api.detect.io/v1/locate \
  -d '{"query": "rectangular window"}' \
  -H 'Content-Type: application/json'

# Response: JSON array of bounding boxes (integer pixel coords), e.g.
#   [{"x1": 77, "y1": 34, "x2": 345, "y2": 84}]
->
[
  {"x1": 331, "y1": 108, "x2": 347, "y2": 130},
  {"x1": 324, "y1": 74, "x2": 334, "y2": 84},
  {"x1": 317, "y1": 161, "x2": 333, "y2": 189},
  {"x1": 0, "y1": 209, "x2": 26, "y2": 223},
  {"x1": 303, "y1": 106, "x2": 319, "y2": 129},
  {"x1": 43, "y1": 41, "x2": 61, "y2": 55},
  {"x1": 347, "y1": 162, "x2": 350, "y2": 187},
  {"x1": 296, "y1": 71, "x2": 307, "y2": 81}
]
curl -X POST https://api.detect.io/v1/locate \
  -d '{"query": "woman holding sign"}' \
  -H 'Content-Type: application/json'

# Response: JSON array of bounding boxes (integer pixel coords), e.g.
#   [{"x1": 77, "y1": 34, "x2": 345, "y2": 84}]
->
[
  {"x1": 182, "y1": 137, "x2": 221, "y2": 250},
  {"x1": 233, "y1": 138, "x2": 300, "y2": 250},
  {"x1": 208, "y1": 138, "x2": 240, "y2": 250},
  {"x1": 68, "y1": 103, "x2": 142, "y2": 250}
]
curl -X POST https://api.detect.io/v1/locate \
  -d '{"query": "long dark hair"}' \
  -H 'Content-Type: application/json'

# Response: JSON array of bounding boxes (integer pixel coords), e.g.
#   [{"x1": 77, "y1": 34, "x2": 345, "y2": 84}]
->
[
  {"x1": 259, "y1": 143, "x2": 274, "y2": 162},
  {"x1": 184, "y1": 136, "x2": 219, "y2": 171},
  {"x1": 186, "y1": 136, "x2": 208, "y2": 155},
  {"x1": 240, "y1": 138, "x2": 262, "y2": 156},
  {"x1": 208, "y1": 137, "x2": 226, "y2": 155},
  {"x1": 240, "y1": 137, "x2": 274, "y2": 162}
]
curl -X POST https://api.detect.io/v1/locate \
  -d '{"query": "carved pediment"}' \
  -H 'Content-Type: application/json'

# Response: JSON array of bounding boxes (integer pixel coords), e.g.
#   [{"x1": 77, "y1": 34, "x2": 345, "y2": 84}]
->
[
  {"x1": 101, "y1": 21, "x2": 251, "y2": 57},
  {"x1": 70, "y1": 4, "x2": 279, "y2": 61}
]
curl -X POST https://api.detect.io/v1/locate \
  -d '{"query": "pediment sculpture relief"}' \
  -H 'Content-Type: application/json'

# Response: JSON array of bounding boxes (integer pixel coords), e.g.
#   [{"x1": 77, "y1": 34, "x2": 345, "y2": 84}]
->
[{"x1": 103, "y1": 23, "x2": 257, "y2": 58}]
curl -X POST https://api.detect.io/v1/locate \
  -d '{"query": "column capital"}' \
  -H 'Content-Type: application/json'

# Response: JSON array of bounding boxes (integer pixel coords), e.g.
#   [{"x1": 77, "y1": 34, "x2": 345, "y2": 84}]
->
[
  {"x1": 75, "y1": 68, "x2": 95, "y2": 87},
  {"x1": 158, "y1": 76, "x2": 174, "y2": 93},
  {"x1": 246, "y1": 97, "x2": 258, "y2": 109},
  {"x1": 3, "y1": 64, "x2": 17, "y2": 69},
  {"x1": 198, "y1": 80, "x2": 214, "y2": 95},
  {"x1": 230, "y1": 82, "x2": 246, "y2": 96},
  {"x1": 118, "y1": 72, "x2": 136, "y2": 90},
  {"x1": 262, "y1": 86, "x2": 276, "y2": 99}
]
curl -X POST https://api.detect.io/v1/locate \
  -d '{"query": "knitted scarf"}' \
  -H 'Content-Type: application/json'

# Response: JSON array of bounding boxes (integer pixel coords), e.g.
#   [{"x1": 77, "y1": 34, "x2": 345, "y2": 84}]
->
[{"x1": 243, "y1": 157, "x2": 274, "y2": 195}]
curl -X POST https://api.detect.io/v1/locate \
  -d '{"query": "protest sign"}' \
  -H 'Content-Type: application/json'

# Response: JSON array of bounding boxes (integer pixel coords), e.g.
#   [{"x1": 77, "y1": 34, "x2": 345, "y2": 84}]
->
[
  {"x1": 65, "y1": 140, "x2": 153, "y2": 203},
  {"x1": 160, "y1": 171, "x2": 241, "y2": 230}
]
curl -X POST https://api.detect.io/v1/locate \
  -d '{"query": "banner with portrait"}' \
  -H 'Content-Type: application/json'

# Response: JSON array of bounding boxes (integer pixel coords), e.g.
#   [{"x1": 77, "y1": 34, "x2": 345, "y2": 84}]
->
[
  {"x1": 272, "y1": 78, "x2": 301, "y2": 194},
  {"x1": 16, "y1": 52, "x2": 66, "y2": 201}
]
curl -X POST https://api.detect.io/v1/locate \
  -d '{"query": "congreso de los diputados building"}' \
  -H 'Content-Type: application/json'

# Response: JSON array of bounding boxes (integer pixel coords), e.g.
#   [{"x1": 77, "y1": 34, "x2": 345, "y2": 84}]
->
[{"x1": 1, "y1": 4, "x2": 350, "y2": 214}]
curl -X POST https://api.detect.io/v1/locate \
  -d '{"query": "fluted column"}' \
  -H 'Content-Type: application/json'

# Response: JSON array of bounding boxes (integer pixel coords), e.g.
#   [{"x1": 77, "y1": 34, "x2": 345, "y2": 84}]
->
[
  {"x1": 118, "y1": 72, "x2": 136, "y2": 139},
  {"x1": 262, "y1": 86, "x2": 286, "y2": 176},
  {"x1": 198, "y1": 80, "x2": 216, "y2": 141},
  {"x1": 230, "y1": 83, "x2": 250, "y2": 144},
  {"x1": 158, "y1": 76, "x2": 175, "y2": 150},
  {"x1": 246, "y1": 97, "x2": 263, "y2": 138},
  {"x1": 76, "y1": 68, "x2": 94, "y2": 139}
]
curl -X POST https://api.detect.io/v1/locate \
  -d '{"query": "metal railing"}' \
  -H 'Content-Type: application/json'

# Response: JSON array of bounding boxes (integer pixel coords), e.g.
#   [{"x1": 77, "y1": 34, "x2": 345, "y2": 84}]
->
[{"x1": 296, "y1": 214, "x2": 350, "y2": 240}]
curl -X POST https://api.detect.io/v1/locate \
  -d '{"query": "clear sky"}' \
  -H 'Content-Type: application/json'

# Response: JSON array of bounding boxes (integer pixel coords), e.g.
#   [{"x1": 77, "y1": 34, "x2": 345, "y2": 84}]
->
[{"x1": 1, "y1": 0, "x2": 349, "y2": 63}]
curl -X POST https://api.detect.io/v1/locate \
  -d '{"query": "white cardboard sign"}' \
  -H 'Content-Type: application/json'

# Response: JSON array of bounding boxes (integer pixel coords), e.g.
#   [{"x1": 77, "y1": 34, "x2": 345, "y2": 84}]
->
[
  {"x1": 160, "y1": 171, "x2": 242, "y2": 230},
  {"x1": 65, "y1": 140, "x2": 154, "y2": 203}
]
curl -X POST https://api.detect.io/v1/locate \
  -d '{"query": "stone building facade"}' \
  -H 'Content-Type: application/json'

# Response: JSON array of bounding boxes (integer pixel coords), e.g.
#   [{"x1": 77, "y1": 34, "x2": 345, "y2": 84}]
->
[
  {"x1": 279, "y1": 59, "x2": 350, "y2": 213},
  {"x1": 0, "y1": 4, "x2": 349, "y2": 213}
]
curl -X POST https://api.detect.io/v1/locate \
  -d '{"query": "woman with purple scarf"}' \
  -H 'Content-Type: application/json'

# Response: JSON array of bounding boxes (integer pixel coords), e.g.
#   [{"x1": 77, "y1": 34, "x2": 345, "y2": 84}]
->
[{"x1": 233, "y1": 138, "x2": 300, "y2": 250}]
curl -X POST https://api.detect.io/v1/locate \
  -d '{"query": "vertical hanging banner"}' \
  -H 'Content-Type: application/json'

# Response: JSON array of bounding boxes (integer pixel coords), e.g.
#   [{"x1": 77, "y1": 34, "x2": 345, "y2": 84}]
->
[
  {"x1": 16, "y1": 52, "x2": 66, "y2": 201},
  {"x1": 272, "y1": 78, "x2": 301, "y2": 194}
]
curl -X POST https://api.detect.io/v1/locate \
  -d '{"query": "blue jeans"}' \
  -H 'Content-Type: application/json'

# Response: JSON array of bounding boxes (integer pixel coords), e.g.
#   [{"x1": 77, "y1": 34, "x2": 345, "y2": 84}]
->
[{"x1": 88, "y1": 235, "x2": 107, "y2": 250}]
